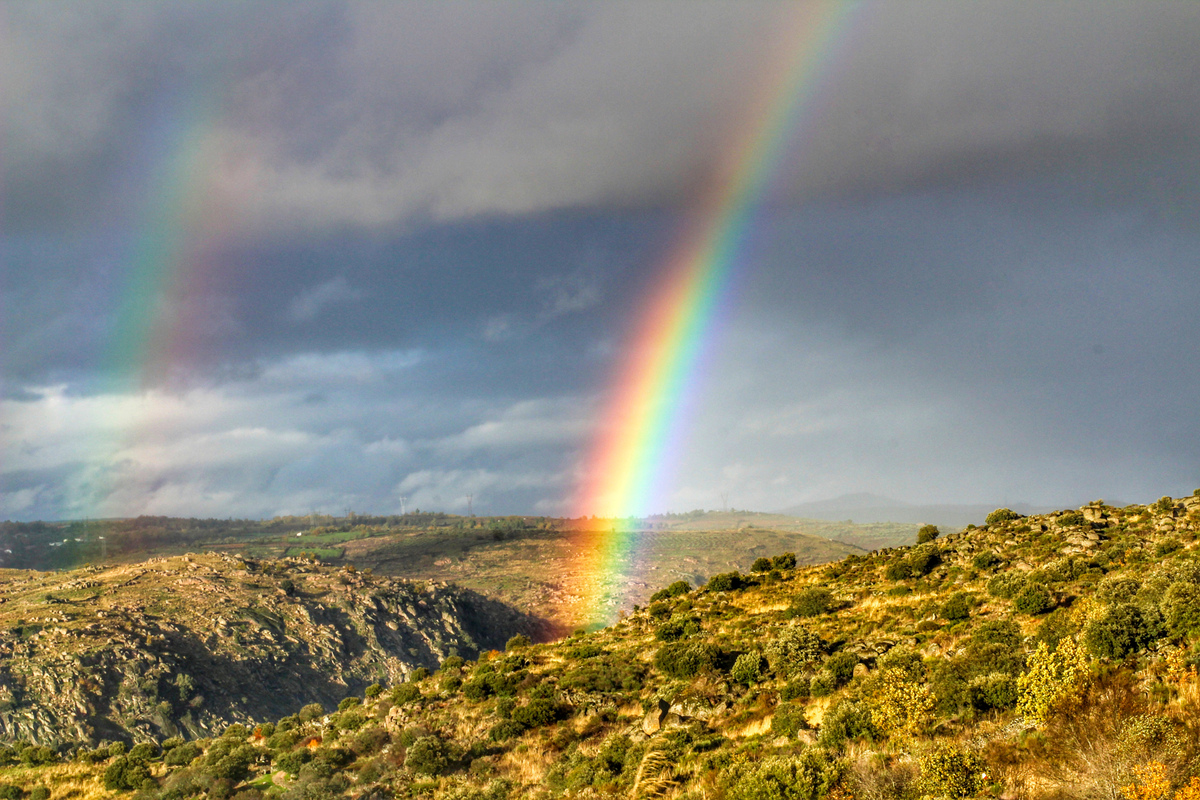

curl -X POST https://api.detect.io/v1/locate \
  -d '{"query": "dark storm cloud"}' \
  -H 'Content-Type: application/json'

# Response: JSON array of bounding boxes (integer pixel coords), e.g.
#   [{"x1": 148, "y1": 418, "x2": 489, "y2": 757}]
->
[
  {"x1": 5, "y1": 2, "x2": 1197, "y2": 231},
  {"x1": 2, "y1": 2, "x2": 1200, "y2": 520}
]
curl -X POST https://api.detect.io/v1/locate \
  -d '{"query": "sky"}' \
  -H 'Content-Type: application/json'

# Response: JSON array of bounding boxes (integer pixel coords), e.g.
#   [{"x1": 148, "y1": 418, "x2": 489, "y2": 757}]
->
[{"x1": 1, "y1": 1, "x2": 1199, "y2": 522}]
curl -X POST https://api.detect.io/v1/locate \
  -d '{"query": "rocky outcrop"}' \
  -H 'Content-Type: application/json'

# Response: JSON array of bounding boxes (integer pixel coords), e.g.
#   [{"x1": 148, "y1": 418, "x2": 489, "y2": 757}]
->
[{"x1": 0, "y1": 554, "x2": 548, "y2": 745}]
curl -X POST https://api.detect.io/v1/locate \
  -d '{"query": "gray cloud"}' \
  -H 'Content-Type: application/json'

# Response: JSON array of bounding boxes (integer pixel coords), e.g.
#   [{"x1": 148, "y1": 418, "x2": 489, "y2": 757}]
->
[{"x1": 6, "y1": 2, "x2": 1197, "y2": 231}]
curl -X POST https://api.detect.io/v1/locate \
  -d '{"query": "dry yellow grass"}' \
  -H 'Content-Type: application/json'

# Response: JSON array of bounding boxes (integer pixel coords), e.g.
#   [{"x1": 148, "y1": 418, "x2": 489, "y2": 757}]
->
[{"x1": 0, "y1": 763, "x2": 116, "y2": 800}]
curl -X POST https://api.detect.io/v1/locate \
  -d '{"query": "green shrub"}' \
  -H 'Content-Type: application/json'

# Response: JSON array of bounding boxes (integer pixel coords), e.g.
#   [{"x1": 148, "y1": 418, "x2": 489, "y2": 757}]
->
[
  {"x1": 655, "y1": 616, "x2": 700, "y2": 642},
  {"x1": 275, "y1": 749, "x2": 312, "y2": 775},
  {"x1": 707, "y1": 571, "x2": 743, "y2": 592},
  {"x1": 919, "y1": 744, "x2": 986, "y2": 798},
  {"x1": 765, "y1": 625, "x2": 825, "y2": 676},
  {"x1": 103, "y1": 756, "x2": 153, "y2": 791},
  {"x1": 789, "y1": 588, "x2": 834, "y2": 618},
  {"x1": 489, "y1": 720, "x2": 525, "y2": 742},
  {"x1": 648, "y1": 580, "x2": 692, "y2": 603},
  {"x1": 987, "y1": 571, "x2": 1027, "y2": 599},
  {"x1": 1163, "y1": 582, "x2": 1200, "y2": 637},
  {"x1": 1057, "y1": 512, "x2": 1085, "y2": 527},
  {"x1": 364, "y1": 683, "x2": 383, "y2": 698},
  {"x1": 0, "y1": 785, "x2": 20, "y2": 800},
  {"x1": 770, "y1": 704, "x2": 808, "y2": 739},
  {"x1": 884, "y1": 560, "x2": 913, "y2": 581},
  {"x1": 917, "y1": 525, "x2": 940, "y2": 544},
  {"x1": 730, "y1": 651, "x2": 764, "y2": 685},
  {"x1": 724, "y1": 751, "x2": 845, "y2": 800},
  {"x1": 338, "y1": 696, "x2": 361, "y2": 712},
  {"x1": 163, "y1": 742, "x2": 201, "y2": 766},
  {"x1": 511, "y1": 698, "x2": 558, "y2": 729},
  {"x1": 772, "y1": 553, "x2": 797, "y2": 570},
  {"x1": 941, "y1": 592, "x2": 972, "y2": 621},
  {"x1": 1085, "y1": 603, "x2": 1162, "y2": 659},
  {"x1": 653, "y1": 641, "x2": 722, "y2": 678},
  {"x1": 505, "y1": 634, "x2": 531, "y2": 651},
  {"x1": 986, "y1": 508, "x2": 1022, "y2": 526},
  {"x1": 298, "y1": 703, "x2": 324, "y2": 722},
  {"x1": 972, "y1": 552, "x2": 1002, "y2": 570},
  {"x1": 909, "y1": 546, "x2": 941, "y2": 577},
  {"x1": 752, "y1": 557, "x2": 773, "y2": 573},
  {"x1": 1013, "y1": 584, "x2": 1054, "y2": 615},
  {"x1": 411, "y1": 667, "x2": 430, "y2": 681},
  {"x1": 28, "y1": 788, "x2": 47, "y2": 800},
  {"x1": 816, "y1": 701, "x2": 878, "y2": 750},
  {"x1": 1157, "y1": 539, "x2": 1182, "y2": 557},
  {"x1": 391, "y1": 683, "x2": 422, "y2": 705},
  {"x1": 780, "y1": 677, "x2": 810, "y2": 702},
  {"x1": 823, "y1": 652, "x2": 859, "y2": 687},
  {"x1": 405, "y1": 736, "x2": 449, "y2": 776},
  {"x1": 966, "y1": 672, "x2": 1018, "y2": 712}
]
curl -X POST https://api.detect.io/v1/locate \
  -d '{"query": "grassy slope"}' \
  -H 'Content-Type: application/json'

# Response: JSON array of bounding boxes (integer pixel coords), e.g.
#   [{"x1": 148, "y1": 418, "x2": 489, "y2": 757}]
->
[{"x1": 7, "y1": 493, "x2": 1200, "y2": 798}]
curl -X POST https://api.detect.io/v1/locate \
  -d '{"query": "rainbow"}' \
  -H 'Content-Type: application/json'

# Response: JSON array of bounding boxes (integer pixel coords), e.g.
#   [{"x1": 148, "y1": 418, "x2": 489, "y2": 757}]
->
[
  {"x1": 570, "y1": 1, "x2": 860, "y2": 623},
  {"x1": 86, "y1": 85, "x2": 246, "y2": 518}
]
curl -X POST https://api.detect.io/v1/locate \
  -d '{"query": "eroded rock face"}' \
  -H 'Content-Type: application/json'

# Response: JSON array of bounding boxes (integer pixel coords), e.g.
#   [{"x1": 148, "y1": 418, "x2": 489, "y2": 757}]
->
[{"x1": 0, "y1": 554, "x2": 548, "y2": 745}]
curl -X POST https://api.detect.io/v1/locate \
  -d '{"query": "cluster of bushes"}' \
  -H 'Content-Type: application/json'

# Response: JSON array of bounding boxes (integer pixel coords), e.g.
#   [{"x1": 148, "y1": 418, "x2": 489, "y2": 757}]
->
[{"x1": 885, "y1": 543, "x2": 942, "y2": 581}]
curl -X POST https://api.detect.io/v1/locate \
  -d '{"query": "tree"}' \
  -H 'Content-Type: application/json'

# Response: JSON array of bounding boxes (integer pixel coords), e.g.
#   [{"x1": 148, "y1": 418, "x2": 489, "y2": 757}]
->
[
  {"x1": 917, "y1": 524, "x2": 940, "y2": 544},
  {"x1": 1017, "y1": 636, "x2": 1089, "y2": 724}
]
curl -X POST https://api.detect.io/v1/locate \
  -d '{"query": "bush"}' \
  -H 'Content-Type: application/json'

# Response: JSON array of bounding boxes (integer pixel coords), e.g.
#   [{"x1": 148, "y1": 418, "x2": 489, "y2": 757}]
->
[
  {"x1": 751, "y1": 557, "x2": 772, "y2": 573},
  {"x1": 298, "y1": 703, "x2": 324, "y2": 722},
  {"x1": 816, "y1": 701, "x2": 878, "y2": 750},
  {"x1": 780, "y1": 677, "x2": 810, "y2": 702},
  {"x1": 163, "y1": 742, "x2": 201, "y2": 766},
  {"x1": 823, "y1": 651, "x2": 859, "y2": 687},
  {"x1": 884, "y1": 560, "x2": 913, "y2": 581},
  {"x1": 986, "y1": 508, "x2": 1022, "y2": 526},
  {"x1": 653, "y1": 641, "x2": 722, "y2": 678},
  {"x1": 706, "y1": 571, "x2": 743, "y2": 592},
  {"x1": 103, "y1": 756, "x2": 153, "y2": 791},
  {"x1": 917, "y1": 524, "x2": 940, "y2": 544},
  {"x1": 972, "y1": 551, "x2": 1002, "y2": 570},
  {"x1": 391, "y1": 683, "x2": 422, "y2": 705},
  {"x1": 789, "y1": 588, "x2": 834, "y2": 618},
  {"x1": 338, "y1": 697, "x2": 361, "y2": 712},
  {"x1": 966, "y1": 672, "x2": 1018, "y2": 712},
  {"x1": 770, "y1": 704, "x2": 807, "y2": 739},
  {"x1": 1013, "y1": 584, "x2": 1053, "y2": 615},
  {"x1": 724, "y1": 751, "x2": 845, "y2": 800},
  {"x1": 505, "y1": 634, "x2": 531, "y2": 651},
  {"x1": 1085, "y1": 603, "x2": 1162, "y2": 659},
  {"x1": 919, "y1": 744, "x2": 986, "y2": 798},
  {"x1": 909, "y1": 546, "x2": 941, "y2": 577},
  {"x1": 772, "y1": 553, "x2": 797, "y2": 570},
  {"x1": 648, "y1": 580, "x2": 692, "y2": 603},
  {"x1": 364, "y1": 683, "x2": 384, "y2": 698},
  {"x1": 411, "y1": 667, "x2": 430, "y2": 681},
  {"x1": 1057, "y1": 511, "x2": 1085, "y2": 527},
  {"x1": 405, "y1": 736, "x2": 449, "y2": 776},
  {"x1": 655, "y1": 616, "x2": 700, "y2": 642},
  {"x1": 765, "y1": 625, "x2": 825, "y2": 676},
  {"x1": 511, "y1": 699, "x2": 557, "y2": 729},
  {"x1": 730, "y1": 651, "x2": 765, "y2": 685},
  {"x1": 28, "y1": 789, "x2": 47, "y2": 800},
  {"x1": 987, "y1": 571, "x2": 1027, "y2": 599},
  {"x1": 941, "y1": 592, "x2": 972, "y2": 621},
  {"x1": 275, "y1": 749, "x2": 312, "y2": 775},
  {"x1": 489, "y1": 720, "x2": 525, "y2": 742}
]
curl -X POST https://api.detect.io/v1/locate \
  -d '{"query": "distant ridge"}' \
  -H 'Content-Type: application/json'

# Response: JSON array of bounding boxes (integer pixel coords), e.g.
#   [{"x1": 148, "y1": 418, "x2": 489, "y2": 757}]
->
[{"x1": 779, "y1": 492, "x2": 1056, "y2": 530}]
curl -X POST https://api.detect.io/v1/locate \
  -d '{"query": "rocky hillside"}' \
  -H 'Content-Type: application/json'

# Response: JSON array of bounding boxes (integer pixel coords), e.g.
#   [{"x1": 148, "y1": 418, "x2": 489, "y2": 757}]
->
[
  {"x1": 5, "y1": 492, "x2": 1200, "y2": 800},
  {"x1": 0, "y1": 554, "x2": 548, "y2": 746}
]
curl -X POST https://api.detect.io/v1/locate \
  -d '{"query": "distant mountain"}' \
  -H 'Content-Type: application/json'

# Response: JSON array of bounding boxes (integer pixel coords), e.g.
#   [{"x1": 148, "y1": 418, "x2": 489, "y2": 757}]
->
[{"x1": 779, "y1": 492, "x2": 1057, "y2": 530}]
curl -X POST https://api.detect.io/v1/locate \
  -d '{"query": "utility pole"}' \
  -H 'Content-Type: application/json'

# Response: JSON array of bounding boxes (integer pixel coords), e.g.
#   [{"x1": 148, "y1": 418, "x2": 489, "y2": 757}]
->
[
  {"x1": 467, "y1": 494, "x2": 473, "y2": 516},
  {"x1": 399, "y1": 497, "x2": 407, "y2": 515},
  {"x1": 721, "y1": 493, "x2": 729, "y2": 512}
]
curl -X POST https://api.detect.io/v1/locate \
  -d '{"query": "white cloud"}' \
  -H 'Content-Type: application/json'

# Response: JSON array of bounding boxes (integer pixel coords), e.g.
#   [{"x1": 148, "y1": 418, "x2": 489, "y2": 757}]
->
[{"x1": 286, "y1": 277, "x2": 365, "y2": 323}]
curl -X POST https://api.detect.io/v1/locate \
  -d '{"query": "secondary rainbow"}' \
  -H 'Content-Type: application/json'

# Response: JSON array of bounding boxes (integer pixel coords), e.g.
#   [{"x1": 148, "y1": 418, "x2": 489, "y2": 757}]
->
[{"x1": 571, "y1": 1, "x2": 860, "y2": 621}]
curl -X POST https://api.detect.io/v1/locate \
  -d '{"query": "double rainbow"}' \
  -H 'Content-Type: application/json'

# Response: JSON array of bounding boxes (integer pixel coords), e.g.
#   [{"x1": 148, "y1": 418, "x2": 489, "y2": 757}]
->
[{"x1": 570, "y1": 1, "x2": 859, "y2": 623}]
